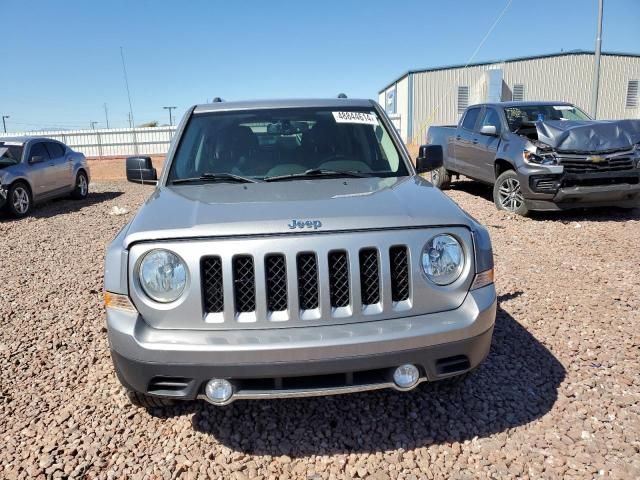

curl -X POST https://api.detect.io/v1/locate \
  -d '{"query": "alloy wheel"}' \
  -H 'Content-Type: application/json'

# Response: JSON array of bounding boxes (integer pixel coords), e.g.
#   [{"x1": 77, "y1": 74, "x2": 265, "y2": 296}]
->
[
  {"x1": 12, "y1": 187, "x2": 30, "y2": 214},
  {"x1": 78, "y1": 174, "x2": 88, "y2": 196},
  {"x1": 498, "y1": 177, "x2": 524, "y2": 212}
]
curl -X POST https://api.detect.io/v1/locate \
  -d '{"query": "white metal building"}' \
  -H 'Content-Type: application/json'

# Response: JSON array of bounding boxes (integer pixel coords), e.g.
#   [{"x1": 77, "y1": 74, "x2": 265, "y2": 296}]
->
[{"x1": 378, "y1": 51, "x2": 640, "y2": 144}]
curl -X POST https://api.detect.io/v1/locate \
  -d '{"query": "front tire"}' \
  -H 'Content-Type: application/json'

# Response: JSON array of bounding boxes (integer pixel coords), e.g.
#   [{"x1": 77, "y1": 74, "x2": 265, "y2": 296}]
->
[
  {"x1": 7, "y1": 182, "x2": 32, "y2": 218},
  {"x1": 493, "y1": 170, "x2": 529, "y2": 216},
  {"x1": 430, "y1": 166, "x2": 452, "y2": 189},
  {"x1": 71, "y1": 171, "x2": 89, "y2": 200},
  {"x1": 126, "y1": 389, "x2": 176, "y2": 409}
]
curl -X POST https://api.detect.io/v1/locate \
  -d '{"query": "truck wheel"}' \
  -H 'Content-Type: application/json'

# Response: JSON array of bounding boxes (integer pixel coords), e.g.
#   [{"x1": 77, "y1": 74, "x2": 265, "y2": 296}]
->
[
  {"x1": 71, "y1": 171, "x2": 89, "y2": 200},
  {"x1": 126, "y1": 389, "x2": 176, "y2": 409},
  {"x1": 7, "y1": 181, "x2": 32, "y2": 218},
  {"x1": 493, "y1": 170, "x2": 529, "y2": 216},
  {"x1": 430, "y1": 166, "x2": 452, "y2": 189}
]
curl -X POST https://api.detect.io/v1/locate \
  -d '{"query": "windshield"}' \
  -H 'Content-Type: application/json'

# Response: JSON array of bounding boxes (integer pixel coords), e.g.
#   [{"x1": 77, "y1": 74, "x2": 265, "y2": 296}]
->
[
  {"x1": 0, "y1": 143, "x2": 23, "y2": 167},
  {"x1": 168, "y1": 107, "x2": 408, "y2": 183},
  {"x1": 504, "y1": 104, "x2": 591, "y2": 132}
]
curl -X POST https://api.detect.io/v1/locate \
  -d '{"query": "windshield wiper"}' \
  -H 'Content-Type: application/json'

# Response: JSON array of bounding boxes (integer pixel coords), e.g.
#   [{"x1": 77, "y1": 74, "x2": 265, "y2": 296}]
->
[
  {"x1": 264, "y1": 168, "x2": 371, "y2": 182},
  {"x1": 172, "y1": 172, "x2": 261, "y2": 184}
]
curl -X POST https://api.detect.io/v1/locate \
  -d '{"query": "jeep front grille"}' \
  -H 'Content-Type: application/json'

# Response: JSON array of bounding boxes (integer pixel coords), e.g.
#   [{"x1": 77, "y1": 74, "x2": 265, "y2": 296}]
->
[
  {"x1": 232, "y1": 255, "x2": 256, "y2": 312},
  {"x1": 359, "y1": 248, "x2": 381, "y2": 305},
  {"x1": 265, "y1": 254, "x2": 288, "y2": 311},
  {"x1": 201, "y1": 256, "x2": 224, "y2": 313},
  {"x1": 390, "y1": 246, "x2": 410, "y2": 302},
  {"x1": 201, "y1": 246, "x2": 412, "y2": 317},
  {"x1": 297, "y1": 253, "x2": 319, "y2": 310},
  {"x1": 328, "y1": 251, "x2": 350, "y2": 308}
]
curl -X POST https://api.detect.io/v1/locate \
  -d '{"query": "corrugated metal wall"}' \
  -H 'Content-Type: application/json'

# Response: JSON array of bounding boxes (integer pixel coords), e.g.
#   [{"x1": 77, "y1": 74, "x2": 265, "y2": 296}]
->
[
  {"x1": 406, "y1": 53, "x2": 640, "y2": 144},
  {"x1": 0, "y1": 126, "x2": 177, "y2": 157},
  {"x1": 379, "y1": 77, "x2": 410, "y2": 141},
  {"x1": 598, "y1": 55, "x2": 640, "y2": 120},
  {"x1": 411, "y1": 63, "x2": 496, "y2": 143}
]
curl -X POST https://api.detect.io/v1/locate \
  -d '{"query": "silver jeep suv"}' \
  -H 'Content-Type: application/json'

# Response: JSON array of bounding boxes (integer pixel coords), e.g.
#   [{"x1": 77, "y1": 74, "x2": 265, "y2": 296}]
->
[{"x1": 105, "y1": 99, "x2": 496, "y2": 408}]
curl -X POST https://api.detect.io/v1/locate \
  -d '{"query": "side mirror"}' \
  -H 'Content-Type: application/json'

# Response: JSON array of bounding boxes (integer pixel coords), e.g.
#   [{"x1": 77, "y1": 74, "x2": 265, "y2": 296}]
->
[
  {"x1": 415, "y1": 145, "x2": 443, "y2": 174},
  {"x1": 126, "y1": 156, "x2": 158, "y2": 185},
  {"x1": 30, "y1": 155, "x2": 45, "y2": 163},
  {"x1": 479, "y1": 125, "x2": 498, "y2": 136}
]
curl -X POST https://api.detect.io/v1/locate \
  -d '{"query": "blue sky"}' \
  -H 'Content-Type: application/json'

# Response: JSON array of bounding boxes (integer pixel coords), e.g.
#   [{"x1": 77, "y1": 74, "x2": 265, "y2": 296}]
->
[{"x1": 1, "y1": 0, "x2": 638, "y2": 131}]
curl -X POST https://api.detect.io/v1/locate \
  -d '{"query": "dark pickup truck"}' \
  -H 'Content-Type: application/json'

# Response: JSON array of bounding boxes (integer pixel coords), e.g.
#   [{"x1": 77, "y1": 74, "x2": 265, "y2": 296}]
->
[{"x1": 426, "y1": 101, "x2": 640, "y2": 215}]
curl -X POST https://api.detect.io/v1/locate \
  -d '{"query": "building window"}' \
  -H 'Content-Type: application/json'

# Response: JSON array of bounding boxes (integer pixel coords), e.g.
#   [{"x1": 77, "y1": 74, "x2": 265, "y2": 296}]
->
[
  {"x1": 512, "y1": 84, "x2": 525, "y2": 102},
  {"x1": 385, "y1": 85, "x2": 397, "y2": 114},
  {"x1": 457, "y1": 86, "x2": 469, "y2": 114},
  {"x1": 625, "y1": 80, "x2": 639, "y2": 108}
]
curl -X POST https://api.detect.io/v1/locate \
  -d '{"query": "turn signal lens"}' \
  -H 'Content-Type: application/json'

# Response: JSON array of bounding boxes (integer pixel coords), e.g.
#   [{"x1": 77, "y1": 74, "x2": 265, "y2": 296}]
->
[
  {"x1": 470, "y1": 269, "x2": 495, "y2": 290},
  {"x1": 104, "y1": 291, "x2": 136, "y2": 312}
]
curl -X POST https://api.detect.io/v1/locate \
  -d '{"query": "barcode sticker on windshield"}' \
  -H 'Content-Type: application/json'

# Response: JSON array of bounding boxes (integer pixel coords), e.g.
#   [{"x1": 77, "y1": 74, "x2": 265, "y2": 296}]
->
[
  {"x1": 332, "y1": 111, "x2": 378, "y2": 125},
  {"x1": 552, "y1": 106, "x2": 574, "y2": 111}
]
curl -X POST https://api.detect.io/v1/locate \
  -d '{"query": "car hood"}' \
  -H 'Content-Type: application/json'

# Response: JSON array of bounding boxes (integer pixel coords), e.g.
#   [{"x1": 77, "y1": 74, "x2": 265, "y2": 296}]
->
[
  {"x1": 123, "y1": 176, "x2": 474, "y2": 246},
  {"x1": 536, "y1": 119, "x2": 640, "y2": 152}
]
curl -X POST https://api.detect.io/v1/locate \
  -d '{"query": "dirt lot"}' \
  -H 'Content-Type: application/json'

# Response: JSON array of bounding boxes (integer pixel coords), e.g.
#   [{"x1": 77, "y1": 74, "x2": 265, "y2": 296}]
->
[{"x1": 1, "y1": 179, "x2": 639, "y2": 479}]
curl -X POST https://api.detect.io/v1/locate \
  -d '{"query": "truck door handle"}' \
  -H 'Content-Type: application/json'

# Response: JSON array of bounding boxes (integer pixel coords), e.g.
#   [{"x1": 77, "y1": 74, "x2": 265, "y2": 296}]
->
[
  {"x1": 472, "y1": 139, "x2": 479, "y2": 144},
  {"x1": 456, "y1": 135, "x2": 461, "y2": 140},
  {"x1": 49, "y1": 162, "x2": 55, "y2": 166}
]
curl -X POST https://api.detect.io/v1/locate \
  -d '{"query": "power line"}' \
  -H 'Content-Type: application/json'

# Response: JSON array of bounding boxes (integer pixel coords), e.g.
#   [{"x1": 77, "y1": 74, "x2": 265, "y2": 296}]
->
[{"x1": 411, "y1": 0, "x2": 514, "y2": 144}]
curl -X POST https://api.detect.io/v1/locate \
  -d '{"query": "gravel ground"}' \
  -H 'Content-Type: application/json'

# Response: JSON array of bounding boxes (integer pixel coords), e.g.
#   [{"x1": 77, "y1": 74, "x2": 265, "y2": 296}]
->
[{"x1": 1, "y1": 179, "x2": 639, "y2": 479}]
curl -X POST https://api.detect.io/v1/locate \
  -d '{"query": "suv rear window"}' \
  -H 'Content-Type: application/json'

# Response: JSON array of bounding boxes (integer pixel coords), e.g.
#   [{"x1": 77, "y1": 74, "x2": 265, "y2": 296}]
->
[{"x1": 168, "y1": 107, "x2": 408, "y2": 181}]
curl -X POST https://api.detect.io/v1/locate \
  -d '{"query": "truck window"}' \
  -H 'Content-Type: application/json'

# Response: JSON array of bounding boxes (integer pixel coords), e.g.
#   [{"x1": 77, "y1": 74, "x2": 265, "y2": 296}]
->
[
  {"x1": 504, "y1": 104, "x2": 591, "y2": 131},
  {"x1": 461, "y1": 108, "x2": 481, "y2": 131},
  {"x1": 479, "y1": 108, "x2": 501, "y2": 130}
]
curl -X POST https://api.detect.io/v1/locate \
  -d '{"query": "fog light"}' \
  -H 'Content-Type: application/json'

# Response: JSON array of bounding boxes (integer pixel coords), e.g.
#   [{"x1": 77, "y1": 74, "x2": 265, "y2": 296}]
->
[
  {"x1": 393, "y1": 364, "x2": 420, "y2": 389},
  {"x1": 205, "y1": 379, "x2": 233, "y2": 404}
]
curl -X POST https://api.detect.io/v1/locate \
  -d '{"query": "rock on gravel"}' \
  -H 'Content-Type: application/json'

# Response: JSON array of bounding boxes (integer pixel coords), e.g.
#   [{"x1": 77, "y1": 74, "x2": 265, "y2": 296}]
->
[{"x1": 1, "y1": 179, "x2": 639, "y2": 479}]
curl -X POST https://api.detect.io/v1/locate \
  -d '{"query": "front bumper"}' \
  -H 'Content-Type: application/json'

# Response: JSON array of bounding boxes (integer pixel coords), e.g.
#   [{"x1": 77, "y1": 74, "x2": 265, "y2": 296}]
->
[
  {"x1": 107, "y1": 284, "x2": 496, "y2": 403},
  {"x1": 519, "y1": 167, "x2": 640, "y2": 211}
]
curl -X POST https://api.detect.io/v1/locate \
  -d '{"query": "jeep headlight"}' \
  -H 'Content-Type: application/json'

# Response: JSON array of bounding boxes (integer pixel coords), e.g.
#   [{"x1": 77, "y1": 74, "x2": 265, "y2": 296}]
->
[
  {"x1": 138, "y1": 249, "x2": 188, "y2": 303},
  {"x1": 422, "y1": 234, "x2": 465, "y2": 285}
]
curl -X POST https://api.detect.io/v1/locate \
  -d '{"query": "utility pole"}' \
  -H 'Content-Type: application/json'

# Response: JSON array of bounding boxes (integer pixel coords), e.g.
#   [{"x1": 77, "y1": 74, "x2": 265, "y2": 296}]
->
[
  {"x1": 1, "y1": 115, "x2": 9, "y2": 133},
  {"x1": 103, "y1": 103, "x2": 110, "y2": 129},
  {"x1": 590, "y1": 0, "x2": 604, "y2": 119},
  {"x1": 90, "y1": 121, "x2": 99, "y2": 130},
  {"x1": 163, "y1": 106, "x2": 177, "y2": 126}
]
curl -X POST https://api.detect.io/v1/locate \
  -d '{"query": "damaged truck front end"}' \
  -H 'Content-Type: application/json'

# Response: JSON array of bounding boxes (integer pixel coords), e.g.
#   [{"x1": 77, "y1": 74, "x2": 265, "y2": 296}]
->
[{"x1": 519, "y1": 119, "x2": 640, "y2": 211}]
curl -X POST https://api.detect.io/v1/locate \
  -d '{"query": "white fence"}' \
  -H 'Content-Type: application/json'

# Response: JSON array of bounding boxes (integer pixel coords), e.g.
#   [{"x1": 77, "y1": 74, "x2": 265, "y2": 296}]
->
[{"x1": 0, "y1": 126, "x2": 178, "y2": 158}]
